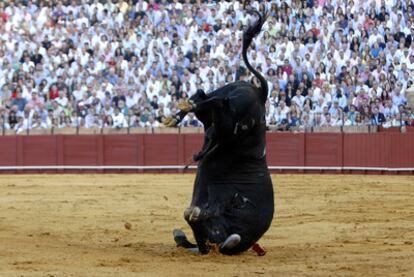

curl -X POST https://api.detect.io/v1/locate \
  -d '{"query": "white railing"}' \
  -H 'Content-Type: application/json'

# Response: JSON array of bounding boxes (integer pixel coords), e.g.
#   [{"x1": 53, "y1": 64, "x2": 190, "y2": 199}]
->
[{"x1": 0, "y1": 165, "x2": 412, "y2": 172}]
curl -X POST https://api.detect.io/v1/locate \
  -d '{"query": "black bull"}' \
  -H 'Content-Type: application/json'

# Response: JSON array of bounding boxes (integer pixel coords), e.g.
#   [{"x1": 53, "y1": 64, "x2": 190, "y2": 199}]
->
[{"x1": 169, "y1": 8, "x2": 274, "y2": 255}]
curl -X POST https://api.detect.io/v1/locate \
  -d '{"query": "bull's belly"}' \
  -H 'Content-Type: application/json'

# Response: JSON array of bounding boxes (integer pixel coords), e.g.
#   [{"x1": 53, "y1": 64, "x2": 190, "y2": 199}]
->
[
  {"x1": 207, "y1": 174, "x2": 274, "y2": 251},
  {"x1": 189, "y1": 161, "x2": 275, "y2": 254},
  {"x1": 196, "y1": 157, "x2": 274, "y2": 225},
  {"x1": 199, "y1": 157, "x2": 269, "y2": 184},
  {"x1": 206, "y1": 174, "x2": 275, "y2": 217}
]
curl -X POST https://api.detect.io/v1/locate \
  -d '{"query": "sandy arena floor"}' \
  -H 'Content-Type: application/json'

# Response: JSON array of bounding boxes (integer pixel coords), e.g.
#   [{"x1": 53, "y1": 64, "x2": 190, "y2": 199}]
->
[{"x1": 0, "y1": 174, "x2": 413, "y2": 276}]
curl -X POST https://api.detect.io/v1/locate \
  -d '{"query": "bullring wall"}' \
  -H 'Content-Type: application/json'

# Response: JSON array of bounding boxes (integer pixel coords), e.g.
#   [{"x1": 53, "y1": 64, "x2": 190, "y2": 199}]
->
[{"x1": 0, "y1": 132, "x2": 413, "y2": 174}]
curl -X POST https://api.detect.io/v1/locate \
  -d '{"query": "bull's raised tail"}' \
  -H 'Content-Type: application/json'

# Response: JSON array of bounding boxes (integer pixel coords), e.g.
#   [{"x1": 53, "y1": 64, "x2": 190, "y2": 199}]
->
[{"x1": 242, "y1": 3, "x2": 268, "y2": 103}]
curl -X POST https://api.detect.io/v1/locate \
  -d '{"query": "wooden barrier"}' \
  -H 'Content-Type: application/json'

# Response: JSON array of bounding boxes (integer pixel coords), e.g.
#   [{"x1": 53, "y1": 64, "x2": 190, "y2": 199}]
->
[{"x1": 0, "y1": 133, "x2": 413, "y2": 173}]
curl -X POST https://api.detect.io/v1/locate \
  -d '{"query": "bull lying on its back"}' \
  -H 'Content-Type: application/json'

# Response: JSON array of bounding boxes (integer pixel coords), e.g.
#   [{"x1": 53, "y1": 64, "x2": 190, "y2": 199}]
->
[{"x1": 166, "y1": 6, "x2": 274, "y2": 255}]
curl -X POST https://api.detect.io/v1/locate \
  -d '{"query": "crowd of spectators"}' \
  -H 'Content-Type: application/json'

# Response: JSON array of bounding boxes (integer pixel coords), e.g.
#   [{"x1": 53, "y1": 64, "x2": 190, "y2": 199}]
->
[{"x1": 1, "y1": 0, "x2": 414, "y2": 134}]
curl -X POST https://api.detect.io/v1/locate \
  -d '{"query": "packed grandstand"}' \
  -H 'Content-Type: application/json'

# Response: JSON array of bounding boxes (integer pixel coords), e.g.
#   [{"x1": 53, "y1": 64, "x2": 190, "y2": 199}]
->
[{"x1": 0, "y1": 0, "x2": 414, "y2": 134}]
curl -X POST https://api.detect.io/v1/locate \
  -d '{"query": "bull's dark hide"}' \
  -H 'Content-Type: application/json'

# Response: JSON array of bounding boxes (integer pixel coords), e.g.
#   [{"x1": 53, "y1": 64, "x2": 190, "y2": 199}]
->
[{"x1": 169, "y1": 7, "x2": 274, "y2": 255}]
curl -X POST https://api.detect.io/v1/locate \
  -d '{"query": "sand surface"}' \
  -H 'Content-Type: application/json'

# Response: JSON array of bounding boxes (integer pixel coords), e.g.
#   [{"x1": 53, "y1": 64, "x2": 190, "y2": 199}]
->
[{"x1": 0, "y1": 174, "x2": 413, "y2": 277}]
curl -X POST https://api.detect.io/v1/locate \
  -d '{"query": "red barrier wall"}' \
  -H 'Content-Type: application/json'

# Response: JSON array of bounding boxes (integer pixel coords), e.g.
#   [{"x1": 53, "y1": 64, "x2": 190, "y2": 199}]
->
[
  {"x1": 0, "y1": 133, "x2": 413, "y2": 173},
  {"x1": 343, "y1": 134, "x2": 389, "y2": 168},
  {"x1": 305, "y1": 133, "x2": 343, "y2": 167},
  {"x1": 266, "y1": 133, "x2": 305, "y2": 166}
]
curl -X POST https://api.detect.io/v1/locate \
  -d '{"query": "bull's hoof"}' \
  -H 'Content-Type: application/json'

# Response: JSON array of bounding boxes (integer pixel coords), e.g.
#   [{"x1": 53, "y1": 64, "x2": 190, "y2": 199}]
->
[
  {"x1": 184, "y1": 206, "x2": 208, "y2": 222},
  {"x1": 219, "y1": 234, "x2": 241, "y2": 252},
  {"x1": 163, "y1": 117, "x2": 178, "y2": 127},
  {"x1": 183, "y1": 207, "x2": 192, "y2": 221},
  {"x1": 178, "y1": 99, "x2": 195, "y2": 112},
  {"x1": 173, "y1": 229, "x2": 197, "y2": 249}
]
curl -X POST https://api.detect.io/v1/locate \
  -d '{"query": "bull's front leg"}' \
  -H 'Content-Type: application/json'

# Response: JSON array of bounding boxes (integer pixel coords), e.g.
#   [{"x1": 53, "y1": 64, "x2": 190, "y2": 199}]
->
[
  {"x1": 179, "y1": 95, "x2": 231, "y2": 114},
  {"x1": 192, "y1": 127, "x2": 217, "y2": 162},
  {"x1": 184, "y1": 204, "x2": 243, "y2": 254},
  {"x1": 184, "y1": 211, "x2": 211, "y2": 254},
  {"x1": 162, "y1": 109, "x2": 187, "y2": 127},
  {"x1": 164, "y1": 89, "x2": 208, "y2": 127}
]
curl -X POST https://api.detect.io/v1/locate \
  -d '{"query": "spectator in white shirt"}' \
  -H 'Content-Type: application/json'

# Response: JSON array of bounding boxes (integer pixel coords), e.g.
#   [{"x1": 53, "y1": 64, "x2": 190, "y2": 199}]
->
[{"x1": 112, "y1": 107, "x2": 128, "y2": 129}]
